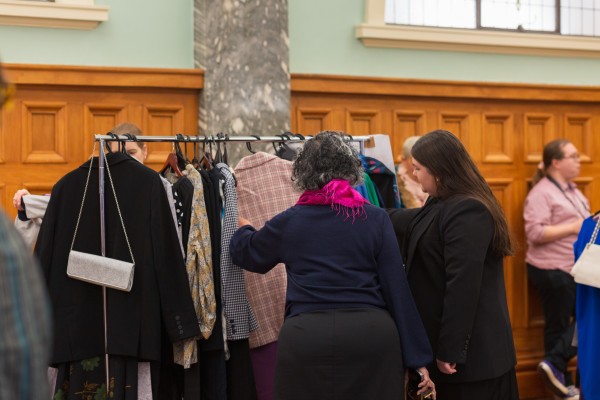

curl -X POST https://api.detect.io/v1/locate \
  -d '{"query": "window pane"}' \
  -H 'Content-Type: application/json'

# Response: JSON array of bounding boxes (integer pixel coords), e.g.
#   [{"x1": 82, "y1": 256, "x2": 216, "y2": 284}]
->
[
  {"x1": 481, "y1": 0, "x2": 556, "y2": 31},
  {"x1": 385, "y1": 0, "x2": 476, "y2": 28},
  {"x1": 384, "y1": 0, "x2": 600, "y2": 37}
]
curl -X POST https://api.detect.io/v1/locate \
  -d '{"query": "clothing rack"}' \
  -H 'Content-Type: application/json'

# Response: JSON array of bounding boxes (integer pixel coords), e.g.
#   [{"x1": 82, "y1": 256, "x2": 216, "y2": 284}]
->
[{"x1": 93, "y1": 133, "x2": 374, "y2": 391}]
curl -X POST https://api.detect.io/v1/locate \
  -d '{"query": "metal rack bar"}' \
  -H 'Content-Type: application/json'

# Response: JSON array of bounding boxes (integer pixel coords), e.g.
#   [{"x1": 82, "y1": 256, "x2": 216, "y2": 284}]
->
[{"x1": 94, "y1": 134, "x2": 373, "y2": 143}]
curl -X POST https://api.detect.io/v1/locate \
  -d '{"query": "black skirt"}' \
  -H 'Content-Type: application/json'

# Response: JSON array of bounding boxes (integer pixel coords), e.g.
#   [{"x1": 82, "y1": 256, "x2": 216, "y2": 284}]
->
[{"x1": 275, "y1": 308, "x2": 404, "y2": 400}]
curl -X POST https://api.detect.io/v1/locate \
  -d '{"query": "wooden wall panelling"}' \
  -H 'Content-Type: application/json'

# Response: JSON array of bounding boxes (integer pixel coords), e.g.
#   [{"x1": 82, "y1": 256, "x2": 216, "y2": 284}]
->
[
  {"x1": 290, "y1": 73, "x2": 600, "y2": 398},
  {"x1": 295, "y1": 107, "x2": 334, "y2": 135},
  {"x1": 438, "y1": 111, "x2": 470, "y2": 142},
  {"x1": 84, "y1": 104, "x2": 128, "y2": 155},
  {"x1": 488, "y1": 178, "x2": 517, "y2": 316},
  {"x1": 0, "y1": 106, "x2": 5, "y2": 164},
  {"x1": 20, "y1": 182, "x2": 54, "y2": 196},
  {"x1": 0, "y1": 183, "x2": 4, "y2": 211},
  {"x1": 142, "y1": 104, "x2": 185, "y2": 165},
  {"x1": 392, "y1": 109, "x2": 427, "y2": 163},
  {"x1": 21, "y1": 101, "x2": 68, "y2": 164},
  {"x1": 0, "y1": 64, "x2": 202, "y2": 219},
  {"x1": 563, "y1": 113, "x2": 593, "y2": 163},
  {"x1": 481, "y1": 113, "x2": 514, "y2": 164},
  {"x1": 345, "y1": 109, "x2": 381, "y2": 135},
  {"x1": 523, "y1": 113, "x2": 555, "y2": 164}
]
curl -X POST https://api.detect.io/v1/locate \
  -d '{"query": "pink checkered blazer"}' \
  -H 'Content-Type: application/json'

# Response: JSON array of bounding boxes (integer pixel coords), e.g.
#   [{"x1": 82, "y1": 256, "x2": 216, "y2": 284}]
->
[{"x1": 235, "y1": 152, "x2": 300, "y2": 348}]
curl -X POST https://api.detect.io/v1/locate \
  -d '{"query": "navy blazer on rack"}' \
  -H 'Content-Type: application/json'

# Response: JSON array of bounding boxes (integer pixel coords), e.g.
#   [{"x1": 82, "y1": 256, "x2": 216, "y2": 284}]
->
[{"x1": 35, "y1": 152, "x2": 199, "y2": 364}]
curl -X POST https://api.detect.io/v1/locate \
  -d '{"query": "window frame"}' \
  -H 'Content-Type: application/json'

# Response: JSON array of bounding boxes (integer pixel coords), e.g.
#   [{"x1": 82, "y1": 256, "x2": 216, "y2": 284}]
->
[
  {"x1": 0, "y1": 0, "x2": 109, "y2": 30},
  {"x1": 356, "y1": 0, "x2": 600, "y2": 58}
]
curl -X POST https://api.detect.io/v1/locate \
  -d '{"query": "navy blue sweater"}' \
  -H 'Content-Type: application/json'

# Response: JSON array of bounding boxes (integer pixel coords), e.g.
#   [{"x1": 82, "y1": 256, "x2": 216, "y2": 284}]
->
[{"x1": 230, "y1": 204, "x2": 432, "y2": 369}]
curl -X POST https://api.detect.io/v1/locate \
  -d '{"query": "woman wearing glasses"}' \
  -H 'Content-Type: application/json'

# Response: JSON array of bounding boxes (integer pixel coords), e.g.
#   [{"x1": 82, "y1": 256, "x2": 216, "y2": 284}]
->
[{"x1": 524, "y1": 139, "x2": 589, "y2": 399}]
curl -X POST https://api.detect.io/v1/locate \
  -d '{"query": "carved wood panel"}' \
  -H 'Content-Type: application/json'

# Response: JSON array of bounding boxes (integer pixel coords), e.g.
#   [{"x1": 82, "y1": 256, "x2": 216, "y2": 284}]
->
[
  {"x1": 142, "y1": 105, "x2": 185, "y2": 164},
  {"x1": 482, "y1": 113, "x2": 513, "y2": 163},
  {"x1": 21, "y1": 101, "x2": 67, "y2": 164},
  {"x1": 439, "y1": 112, "x2": 470, "y2": 143},
  {"x1": 1, "y1": 64, "x2": 202, "y2": 220},
  {"x1": 346, "y1": 109, "x2": 381, "y2": 135},
  {"x1": 84, "y1": 104, "x2": 128, "y2": 154},
  {"x1": 296, "y1": 108, "x2": 333, "y2": 135},
  {"x1": 523, "y1": 113, "x2": 555, "y2": 164},
  {"x1": 392, "y1": 110, "x2": 426, "y2": 162},
  {"x1": 563, "y1": 114, "x2": 593, "y2": 163}
]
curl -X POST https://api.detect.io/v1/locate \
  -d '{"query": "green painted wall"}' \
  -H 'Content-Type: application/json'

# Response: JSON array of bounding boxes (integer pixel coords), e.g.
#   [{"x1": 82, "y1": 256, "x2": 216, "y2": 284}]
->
[
  {"x1": 288, "y1": 0, "x2": 600, "y2": 85},
  {"x1": 2, "y1": 0, "x2": 600, "y2": 84},
  {"x1": 0, "y1": 0, "x2": 194, "y2": 68}
]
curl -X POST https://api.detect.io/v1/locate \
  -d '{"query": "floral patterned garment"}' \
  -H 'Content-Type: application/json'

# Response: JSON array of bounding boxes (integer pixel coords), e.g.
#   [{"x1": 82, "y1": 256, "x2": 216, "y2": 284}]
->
[
  {"x1": 172, "y1": 165, "x2": 216, "y2": 368},
  {"x1": 52, "y1": 356, "x2": 141, "y2": 400}
]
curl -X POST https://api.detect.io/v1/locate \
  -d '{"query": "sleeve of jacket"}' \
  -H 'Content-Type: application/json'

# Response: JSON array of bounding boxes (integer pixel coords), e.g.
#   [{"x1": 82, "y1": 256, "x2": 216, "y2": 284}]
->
[
  {"x1": 437, "y1": 197, "x2": 492, "y2": 364},
  {"x1": 34, "y1": 183, "x2": 62, "y2": 284},
  {"x1": 150, "y1": 177, "x2": 200, "y2": 343},
  {"x1": 387, "y1": 208, "x2": 420, "y2": 250},
  {"x1": 377, "y1": 212, "x2": 433, "y2": 369},
  {"x1": 229, "y1": 209, "x2": 292, "y2": 273}
]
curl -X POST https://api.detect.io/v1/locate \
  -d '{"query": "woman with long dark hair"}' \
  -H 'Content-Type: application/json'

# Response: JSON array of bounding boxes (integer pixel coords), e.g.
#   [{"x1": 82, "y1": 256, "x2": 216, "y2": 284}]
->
[
  {"x1": 230, "y1": 131, "x2": 434, "y2": 400},
  {"x1": 388, "y1": 129, "x2": 518, "y2": 399}
]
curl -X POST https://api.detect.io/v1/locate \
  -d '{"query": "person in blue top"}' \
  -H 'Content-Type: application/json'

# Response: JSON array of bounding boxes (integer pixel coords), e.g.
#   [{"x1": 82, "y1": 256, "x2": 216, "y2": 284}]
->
[
  {"x1": 230, "y1": 131, "x2": 434, "y2": 400},
  {"x1": 573, "y1": 216, "x2": 600, "y2": 400}
]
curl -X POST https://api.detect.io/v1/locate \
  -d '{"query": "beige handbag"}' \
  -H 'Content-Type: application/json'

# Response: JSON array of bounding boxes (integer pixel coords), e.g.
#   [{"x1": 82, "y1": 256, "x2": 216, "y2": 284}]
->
[
  {"x1": 570, "y1": 217, "x2": 600, "y2": 289},
  {"x1": 66, "y1": 150, "x2": 135, "y2": 292}
]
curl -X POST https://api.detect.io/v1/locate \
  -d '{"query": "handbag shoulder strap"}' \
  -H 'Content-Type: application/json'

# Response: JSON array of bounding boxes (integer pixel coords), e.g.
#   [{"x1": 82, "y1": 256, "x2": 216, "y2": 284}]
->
[
  {"x1": 588, "y1": 216, "x2": 600, "y2": 246},
  {"x1": 70, "y1": 144, "x2": 135, "y2": 265}
]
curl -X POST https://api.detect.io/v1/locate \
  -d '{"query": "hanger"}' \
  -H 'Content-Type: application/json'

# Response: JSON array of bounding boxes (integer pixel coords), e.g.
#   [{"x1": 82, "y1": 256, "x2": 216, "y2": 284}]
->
[
  {"x1": 104, "y1": 132, "x2": 118, "y2": 154},
  {"x1": 274, "y1": 133, "x2": 299, "y2": 161},
  {"x1": 174, "y1": 134, "x2": 188, "y2": 165},
  {"x1": 223, "y1": 134, "x2": 229, "y2": 165},
  {"x1": 159, "y1": 140, "x2": 184, "y2": 177},
  {"x1": 214, "y1": 133, "x2": 224, "y2": 164},
  {"x1": 245, "y1": 135, "x2": 261, "y2": 154},
  {"x1": 122, "y1": 133, "x2": 139, "y2": 157},
  {"x1": 272, "y1": 133, "x2": 290, "y2": 153},
  {"x1": 198, "y1": 136, "x2": 214, "y2": 171}
]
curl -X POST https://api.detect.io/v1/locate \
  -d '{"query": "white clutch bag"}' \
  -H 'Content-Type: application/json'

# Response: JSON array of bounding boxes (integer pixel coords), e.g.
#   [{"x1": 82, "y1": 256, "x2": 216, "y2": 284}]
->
[
  {"x1": 66, "y1": 150, "x2": 135, "y2": 292},
  {"x1": 571, "y1": 218, "x2": 600, "y2": 289},
  {"x1": 67, "y1": 250, "x2": 134, "y2": 292}
]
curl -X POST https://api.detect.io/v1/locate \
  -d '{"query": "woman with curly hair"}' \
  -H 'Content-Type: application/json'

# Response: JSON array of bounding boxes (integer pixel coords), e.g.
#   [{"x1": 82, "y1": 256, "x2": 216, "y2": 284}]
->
[{"x1": 230, "y1": 131, "x2": 434, "y2": 400}]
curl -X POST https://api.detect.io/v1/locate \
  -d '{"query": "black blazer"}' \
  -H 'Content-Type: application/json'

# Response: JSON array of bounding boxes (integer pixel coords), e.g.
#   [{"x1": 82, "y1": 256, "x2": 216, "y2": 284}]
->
[
  {"x1": 388, "y1": 196, "x2": 516, "y2": 383},
  {"x1": 35, "y1": 152, "x2": 199, "y2": 364}
]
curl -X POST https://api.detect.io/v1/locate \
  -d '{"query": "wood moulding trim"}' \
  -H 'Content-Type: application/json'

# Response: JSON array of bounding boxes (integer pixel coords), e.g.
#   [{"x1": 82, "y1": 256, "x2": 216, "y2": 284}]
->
[
  {"x1": 291, "y1": 73, "x2": 600, "y2": 103},
  {"x1": 4, "y1": 64, "x2": 204, "y2": 90}
]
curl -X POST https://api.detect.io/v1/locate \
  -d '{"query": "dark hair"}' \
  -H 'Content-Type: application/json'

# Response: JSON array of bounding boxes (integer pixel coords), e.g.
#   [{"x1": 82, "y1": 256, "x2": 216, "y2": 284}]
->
[
  {"x1": 292, "y1": 131, "x2": 363, "y2": 190},
  {"x1": 411, "y1": 129, "x2": 514, "y2": 257},
  {"x1": 531, "y1": 139, "x2": 571, "y2": 186},
  {"x1": 112, "y1": 122, "x2": 145, "y2": 150}
]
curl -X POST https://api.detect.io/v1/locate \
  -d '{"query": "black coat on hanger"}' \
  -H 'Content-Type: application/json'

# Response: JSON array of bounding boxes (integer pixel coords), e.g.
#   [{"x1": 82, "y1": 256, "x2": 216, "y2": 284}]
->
[{"x1": 35, "y1": 152, "x2": 199, "y2": 364}]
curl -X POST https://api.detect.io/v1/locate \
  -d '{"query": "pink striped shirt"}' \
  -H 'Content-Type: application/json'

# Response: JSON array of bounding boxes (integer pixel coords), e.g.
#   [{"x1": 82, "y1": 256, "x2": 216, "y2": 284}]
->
[{"x1": 524, "y1": 177, "x2": 590, "y2": 272}]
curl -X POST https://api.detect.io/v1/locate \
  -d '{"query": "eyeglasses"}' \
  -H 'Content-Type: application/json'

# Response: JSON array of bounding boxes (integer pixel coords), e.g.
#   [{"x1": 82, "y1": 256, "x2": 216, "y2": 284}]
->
[{"x1": 563, "y1": 153, "x2": 580, "y2": 160}]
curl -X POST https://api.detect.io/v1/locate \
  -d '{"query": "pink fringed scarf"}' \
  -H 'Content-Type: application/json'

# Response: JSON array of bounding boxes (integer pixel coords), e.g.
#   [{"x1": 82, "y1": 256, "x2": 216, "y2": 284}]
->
[{"x1": 296, "y1": 179, "x2": 369, "y2": 221}]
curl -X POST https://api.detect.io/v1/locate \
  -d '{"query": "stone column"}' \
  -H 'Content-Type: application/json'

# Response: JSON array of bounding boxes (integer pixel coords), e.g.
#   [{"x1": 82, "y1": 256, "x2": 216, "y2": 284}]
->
[{"x1": 194, "y1": 0, "x2": 290, "y2": 163}]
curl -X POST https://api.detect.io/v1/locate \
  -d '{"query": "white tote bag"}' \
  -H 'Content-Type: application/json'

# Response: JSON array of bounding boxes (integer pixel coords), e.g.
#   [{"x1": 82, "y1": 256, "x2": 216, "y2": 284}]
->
[{"x1": 571, "y1": 217, "x2": 600, "y2": 289}]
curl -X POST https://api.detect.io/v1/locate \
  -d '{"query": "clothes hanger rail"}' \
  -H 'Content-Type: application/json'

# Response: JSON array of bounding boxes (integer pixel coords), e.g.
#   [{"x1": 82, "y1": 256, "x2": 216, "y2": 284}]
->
[{"x1": 94, "y1": 134, "x2": 373, "y2": 144}]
